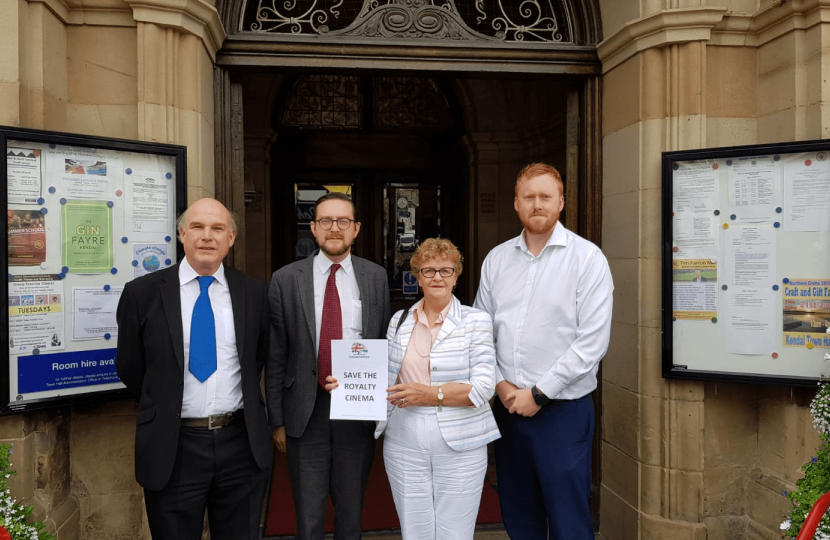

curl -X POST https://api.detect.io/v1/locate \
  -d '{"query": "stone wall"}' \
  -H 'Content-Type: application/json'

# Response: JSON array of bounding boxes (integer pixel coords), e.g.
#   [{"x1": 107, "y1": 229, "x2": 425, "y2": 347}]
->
[
  {"x1": 2, "y1": 0, "x2": 224, "y2": 537},
  {"x1": 598, "y1": 1, "x2": 828, "y2": 538}
]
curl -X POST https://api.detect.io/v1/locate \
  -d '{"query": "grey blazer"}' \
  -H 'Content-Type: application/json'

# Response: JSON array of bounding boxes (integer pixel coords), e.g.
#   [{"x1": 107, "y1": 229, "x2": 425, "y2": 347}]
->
[{"x1": 266, "y1": 253, "x2": 391, "y2": 437}]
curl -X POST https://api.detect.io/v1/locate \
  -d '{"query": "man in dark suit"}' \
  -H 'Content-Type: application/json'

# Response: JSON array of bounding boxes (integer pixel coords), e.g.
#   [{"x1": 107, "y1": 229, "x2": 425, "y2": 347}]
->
[
  {"x1": 116, "y1": 198, "x2": 272, "y2": 539},
  {"x1": 267, "y1": 192, "x2": 391, "y2": 540}
]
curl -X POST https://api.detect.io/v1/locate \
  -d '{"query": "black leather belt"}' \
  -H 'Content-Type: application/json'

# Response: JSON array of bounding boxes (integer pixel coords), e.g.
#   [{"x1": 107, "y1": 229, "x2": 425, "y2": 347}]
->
[{"x1": 181, "y1": 409, "x2": 244, "y2": 430}]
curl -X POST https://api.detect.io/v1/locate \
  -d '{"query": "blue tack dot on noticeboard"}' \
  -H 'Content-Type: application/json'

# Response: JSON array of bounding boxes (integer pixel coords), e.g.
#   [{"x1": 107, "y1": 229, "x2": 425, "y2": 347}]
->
[
  {"x1": 49, "y1": 144, "x2": 56, "y2": 149},
  {"x1": 125, "y1": 168, "x2": 132, "y2": 175},
  {"x1": 104, "y1": 284, "x2": 110, "y2": 291},
  {"x1": 774, "y1": 222, "x2": 780, "y2": 228},
  {"x1": 111, "y1": 268, "x2": 118, "y2": 275},
  {"x1": 714, "y1": 210, "x2": 720, "y2": 216},
  {"x1": 774, "y1": 155, "x2": 780, "y2": 161},
  {"x1": 672, "y1": 163, "x2": 679, "y2": 171},
  {"x1": 166, "y1": 172, "x2": 172, "y2": 179},
  {"x1": 165, "y1": 236, "x2": 172, "y2": 242},
  {"x1": 8, "y1": 274, "x2": 13, "y2": 281},
  {"x1": 37, "y1": 198, "x2": 44, "y2": 205},
  {"x1": 60, "y1": 198, "x2": 66, "y2": 205},
  {"x1": 783, "y1": 278, "x2": 790, "y2": 284},
  {"x1": 726, "y1": 159, "x2": 733, "y2": 166},
  {"x1": 104, "y1": 333, "x2": 111, "y2": 340},
  {"x1": 40, "y1": 208, "x2": 47, "y2": 214},
  {"x1": 32, "y1": 348, "x2": 40, "y2": 355},
  {"x1": 165, "y1": 259, "x2": 172, "y2": 265},
  {"x1": 58, "y1": 273, "x2": 66, "y2": 279},
  {"x1": 132, "y1": 260, "x2": 139, "y2": 267},
  {"x1": 722, "y1": 285, "x2": 728, "y2": 290},
  {"x1": 121, "y1": 237, "x2": 128, "y2": 243},
  {"x1": 711, "y1": 317, "x2": 718, "y2": 323},
  {"x1": 48, "y1": 187, "x2": 56, "y2": 194},
  {"x1": 773, "y1": 284, "x2": 779, "y2": 291},
  {"x1": 730, "y1": 214, "x2": 736, "y2": 220},
  {"x1": 107, "y1": 201, "x2": 114, "y2": 208},
  {"x1": 776, "y1": 207, "x2": 783, "y2": 213},
  {"x1": 61, "y1": 267, "x2": 68, "y2": 274}
]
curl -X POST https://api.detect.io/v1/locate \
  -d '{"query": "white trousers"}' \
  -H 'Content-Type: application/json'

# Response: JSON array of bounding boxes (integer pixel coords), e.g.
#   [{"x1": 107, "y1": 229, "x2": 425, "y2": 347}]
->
[{"x1": 382, "y1": 406, "x2": 487, "y2": 540}]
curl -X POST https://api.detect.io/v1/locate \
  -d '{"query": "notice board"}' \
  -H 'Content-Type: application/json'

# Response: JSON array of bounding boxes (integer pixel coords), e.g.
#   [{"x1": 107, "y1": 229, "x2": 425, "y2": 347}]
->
[
  {"x1": 2, "y1": 126, "x2": 186, "y2": 413},
  {"x1": 663, "y1": 139, "x2": 830, "y2": 386}
]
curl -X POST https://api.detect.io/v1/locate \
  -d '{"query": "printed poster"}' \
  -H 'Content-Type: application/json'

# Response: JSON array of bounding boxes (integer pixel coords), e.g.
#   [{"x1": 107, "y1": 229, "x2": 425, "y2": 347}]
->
[
  {"x1": 124, "y1": 172, "x2": 170, "y2": 234},
  {"x1": 672, "y1": 259, "x2": 718, "y2": 320},
  {"x1": 8, "y1": 209, "x2": 46, "y2": 266},
  {"x1": 7, "y1": 147, "x2": 42, "y2": 204},
  {"x1": 8, "y1": 275, "x2": 65, "y2": 354},
  {"x1": 51, "y1": 150, "x2": 122, "y2": 199},
  {"x1": 133, "y1": 244, "x2": 169, "y2": 278},
  {"x1": 61, "y1": 200, "x2": 113, "y2": 273},
  {"x1": 783, "y1": 279, "x2": 830, "y2": 349}
]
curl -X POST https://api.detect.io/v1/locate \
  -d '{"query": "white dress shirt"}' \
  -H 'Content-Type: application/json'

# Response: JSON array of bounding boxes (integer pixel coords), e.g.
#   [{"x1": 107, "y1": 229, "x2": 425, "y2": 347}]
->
[
  {"x1": 473, "y1": 222, "x2": 614, "y2": 400},
  {"x1": 313, "y1": 251, "x2": 362, "y2": 356},
  {"x1": 179, "y1": 258, "x2": 243, "y2": 418}
]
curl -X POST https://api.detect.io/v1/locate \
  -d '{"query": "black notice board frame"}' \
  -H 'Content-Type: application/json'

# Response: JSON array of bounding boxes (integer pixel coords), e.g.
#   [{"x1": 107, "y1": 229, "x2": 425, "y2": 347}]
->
[
  {"x1": 2, "y1": 126, "x2": 186, "y2": 413},
  {"x1": 662, "y1": 139, "x2": 830, "y2": 387}
]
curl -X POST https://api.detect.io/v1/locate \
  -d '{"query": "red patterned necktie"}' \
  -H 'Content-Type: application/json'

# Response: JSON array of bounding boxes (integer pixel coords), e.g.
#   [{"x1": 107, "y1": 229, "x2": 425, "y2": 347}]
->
[{"x1": 318, "y1": 263, "x2": 342, "y2": 388}]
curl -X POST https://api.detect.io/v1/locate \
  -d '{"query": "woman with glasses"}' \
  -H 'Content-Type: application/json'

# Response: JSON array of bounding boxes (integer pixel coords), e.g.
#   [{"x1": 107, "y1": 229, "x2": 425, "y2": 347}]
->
[{"x1": 377, "y1": 238, "x2": 500, "y2": 538}]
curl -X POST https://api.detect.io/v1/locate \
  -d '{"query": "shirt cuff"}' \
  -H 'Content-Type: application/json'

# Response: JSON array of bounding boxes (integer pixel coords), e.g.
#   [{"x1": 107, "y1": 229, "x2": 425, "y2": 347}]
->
[{"x1": 535, "y1": 375, "x2": 565, "y2": 401}]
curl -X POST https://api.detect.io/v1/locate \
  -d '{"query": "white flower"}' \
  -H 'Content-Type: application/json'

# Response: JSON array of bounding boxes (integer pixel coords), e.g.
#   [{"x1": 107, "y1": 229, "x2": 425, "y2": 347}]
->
[{"x1": 782, "y1": 519, "x2": 792, "y2": 530}]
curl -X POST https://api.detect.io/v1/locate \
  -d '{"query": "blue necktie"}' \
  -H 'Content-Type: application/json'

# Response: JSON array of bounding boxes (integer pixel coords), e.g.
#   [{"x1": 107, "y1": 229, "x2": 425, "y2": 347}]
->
[{"x1": 189, "y1": 276, "x2": 216, "y2": 382}]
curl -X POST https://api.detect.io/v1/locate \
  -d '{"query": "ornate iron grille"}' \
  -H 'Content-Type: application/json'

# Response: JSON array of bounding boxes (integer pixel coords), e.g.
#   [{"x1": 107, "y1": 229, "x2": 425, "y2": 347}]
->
[
  {"x1": 281, "y1": 75, "x2": 362, "y2": 129},
  {"x1": 246, "y1": 0, "x2": 571, "y2": 43}
]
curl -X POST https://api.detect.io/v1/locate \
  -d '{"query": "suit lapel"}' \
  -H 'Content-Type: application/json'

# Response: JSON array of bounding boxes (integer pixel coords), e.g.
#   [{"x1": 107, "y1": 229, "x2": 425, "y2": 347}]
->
[
  {"x1": 160, "y1": 267, "x2": 185, "y2": 373},
  {"x1": 433, "y1": 296, "x2": 461, "y2": 347},
  {"x1": 296, "y1": 258, "x2": 316, "y2": 344},
  {"x1": 226, "y1": 267, "x2": 246, "y2": 360},
  {"x1": 353, "y1": 257, "x2": 371, "y2": 333}
]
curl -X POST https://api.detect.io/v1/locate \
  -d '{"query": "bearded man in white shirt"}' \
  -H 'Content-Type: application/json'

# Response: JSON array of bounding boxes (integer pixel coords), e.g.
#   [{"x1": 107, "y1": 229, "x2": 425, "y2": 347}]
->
[{"x1": 474, "y1": 163, "x2": 614, "y2": 540}]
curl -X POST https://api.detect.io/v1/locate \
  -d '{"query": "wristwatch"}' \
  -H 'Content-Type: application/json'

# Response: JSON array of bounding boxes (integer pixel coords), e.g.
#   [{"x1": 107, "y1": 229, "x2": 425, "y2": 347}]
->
[
  {"x1": 437, "y1": 385, "x2": 444, "y2": 411},
  {"x1": 531, "y1": 386, "x2": 549, "y2": 407}
]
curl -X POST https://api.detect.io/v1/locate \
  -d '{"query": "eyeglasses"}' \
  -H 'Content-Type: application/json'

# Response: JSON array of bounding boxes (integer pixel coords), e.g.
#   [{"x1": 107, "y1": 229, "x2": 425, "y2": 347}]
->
[
  {"x1": 418, "y1": 268, "x2": 456, "y2": 278},
  {"x1": 314, "y1": 218, "x2": 355, "y2": 230}
]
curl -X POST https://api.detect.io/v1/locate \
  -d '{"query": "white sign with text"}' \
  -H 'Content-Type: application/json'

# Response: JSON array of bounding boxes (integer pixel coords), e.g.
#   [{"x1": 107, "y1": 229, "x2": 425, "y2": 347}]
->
[{"x1": 329, "y1": 339, "x2": 388, "y2": 421}]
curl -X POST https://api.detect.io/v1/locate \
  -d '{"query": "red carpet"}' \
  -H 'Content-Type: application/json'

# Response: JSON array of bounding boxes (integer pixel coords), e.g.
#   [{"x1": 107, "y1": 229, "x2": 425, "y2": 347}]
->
[{"x1": 264, "y1": 439, "x2": 502, "y2": 536}]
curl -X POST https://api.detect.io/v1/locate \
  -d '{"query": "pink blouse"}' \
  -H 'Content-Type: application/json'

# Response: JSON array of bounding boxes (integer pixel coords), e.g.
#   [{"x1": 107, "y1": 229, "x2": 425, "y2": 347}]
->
[{"x1": 398, "y1": 299, "x2": 452, "y2": 385}]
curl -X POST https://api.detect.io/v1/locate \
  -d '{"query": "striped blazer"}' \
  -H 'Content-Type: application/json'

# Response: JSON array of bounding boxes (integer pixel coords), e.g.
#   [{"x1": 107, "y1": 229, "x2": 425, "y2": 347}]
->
[{"x1": 375, "y1": 295, "x2": 501, "y2": 451}]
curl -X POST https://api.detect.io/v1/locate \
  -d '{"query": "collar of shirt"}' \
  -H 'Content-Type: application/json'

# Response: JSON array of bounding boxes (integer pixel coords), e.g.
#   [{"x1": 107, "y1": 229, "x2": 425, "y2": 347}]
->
[
  {"x1": 179, "y1": 257, "x2": 228, "y2": 289},
  {"x1": 515, "y1": 221, "x2": 568, "y2": 256},
  {"x1": 314, "y1": 251, "x2": 354, "y2": 277},
  {"x1": 413, "y1": 297, "x2": 451, "y2": 328}
]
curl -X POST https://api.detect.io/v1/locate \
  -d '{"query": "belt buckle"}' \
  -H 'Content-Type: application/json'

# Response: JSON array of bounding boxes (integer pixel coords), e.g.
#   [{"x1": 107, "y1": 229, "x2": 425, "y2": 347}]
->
[{"x1": 208, "y1": 413, "x2": 227, "y2": 430}]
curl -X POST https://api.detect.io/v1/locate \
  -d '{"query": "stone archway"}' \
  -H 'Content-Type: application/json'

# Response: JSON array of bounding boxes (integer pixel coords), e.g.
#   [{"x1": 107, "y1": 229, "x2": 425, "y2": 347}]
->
[{"x1": 211, "y1": 0, "x2": 606, "y2": 534}]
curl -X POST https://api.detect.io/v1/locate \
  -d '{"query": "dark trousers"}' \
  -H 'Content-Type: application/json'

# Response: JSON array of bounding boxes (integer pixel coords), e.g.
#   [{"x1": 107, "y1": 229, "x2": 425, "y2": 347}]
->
[
  {"x1": 493, "y1": 394, "x2": 595, "y2": 540},
  {"x1": 143, "y1": 418, "x2": 271, "y2": 540},
  {"x1": 286, "y1": 389, "x2": 375, "y2": 540}
]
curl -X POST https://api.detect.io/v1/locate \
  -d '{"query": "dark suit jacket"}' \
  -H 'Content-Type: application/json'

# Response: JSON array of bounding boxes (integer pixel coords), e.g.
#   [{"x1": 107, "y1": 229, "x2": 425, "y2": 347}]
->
[
  {"x1": 116, "y1": 263, "x2": 272, "y2": 491},
  {"x1": 267, "y1": 253, "x2": 391, "y2": 437}
]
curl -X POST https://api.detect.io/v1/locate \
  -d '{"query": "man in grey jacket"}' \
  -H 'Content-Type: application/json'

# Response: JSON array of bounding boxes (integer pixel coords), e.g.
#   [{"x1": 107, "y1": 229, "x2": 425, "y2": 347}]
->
[{"x1": 267, "y1": 192, "x2": 391, "y2": 540}]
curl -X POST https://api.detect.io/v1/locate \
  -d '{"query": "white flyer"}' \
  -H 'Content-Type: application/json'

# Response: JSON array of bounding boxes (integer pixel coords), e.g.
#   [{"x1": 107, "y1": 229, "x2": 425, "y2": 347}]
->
[
  {"x1": 71, "y1": 287, "x2": 123, "y2": 340},
  {"x1": 329, "y1": 339, "x2": 388, "y2": 421}
]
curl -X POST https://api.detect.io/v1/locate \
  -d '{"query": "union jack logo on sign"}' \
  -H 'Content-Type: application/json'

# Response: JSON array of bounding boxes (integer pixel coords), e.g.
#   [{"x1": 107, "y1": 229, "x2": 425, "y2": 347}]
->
[{"x1": 351, "y1": 342, "x2": 368, "y2": 355}]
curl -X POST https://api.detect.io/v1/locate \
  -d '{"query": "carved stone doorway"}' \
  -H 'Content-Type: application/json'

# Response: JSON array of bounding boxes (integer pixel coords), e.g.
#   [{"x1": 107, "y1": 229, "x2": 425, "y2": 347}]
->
[{"x1": 213, "y1": 0, "x2": 605, "y2": 535}]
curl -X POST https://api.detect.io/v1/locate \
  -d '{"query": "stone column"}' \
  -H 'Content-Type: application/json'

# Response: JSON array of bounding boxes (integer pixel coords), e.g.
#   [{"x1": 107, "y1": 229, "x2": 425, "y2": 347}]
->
[
  {"x1": 126, "y1": 0, "x2": 226, "y2": 203},
  {"x1": 598, "y1": 6, "x2": 722, "y2": 540}
]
